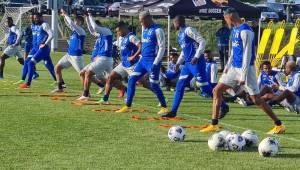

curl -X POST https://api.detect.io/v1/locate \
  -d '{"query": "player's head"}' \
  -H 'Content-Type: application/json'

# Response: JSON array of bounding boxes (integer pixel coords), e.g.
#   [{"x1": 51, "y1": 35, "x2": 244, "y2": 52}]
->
[
  {"x1": 75, "y1": 15, "x2": 84, "y2": 26},
  {"x1": 285, "y1": 61, "x2": 297, "y2": 75},
  {"x1": 173, "y1": 15, "x2": 185, "y2": 31},
  {"x1": 115, "y1": 21, "x2": 129, "y2": 37},
  {"x1": 139, "y1": 11, "x2": 153, "y2": 28},
  {"x1": 30, "y1": 13, "x2": 35, "y2": 24},
  {"x1": 95, "y1": 20, "x2": 101, "y2": 26},
  {"x1": 169, "y1": 52, "x2": 179, "y2": 63},
  {"x1": 204, "y1": 49, "x2": 213, "y2": 61},
  {"x1": 223, "y1": 7, "x2": 240, "y2": 28},
  {"x1": 6, "y1": 17, "x2": 13, "y2": 27},
  {"x1": 33, "y1": 12, "x2": 43, "y2": 25},
  {"x1": 261, "y1": 61, "x2": 272, "y2": 74}
]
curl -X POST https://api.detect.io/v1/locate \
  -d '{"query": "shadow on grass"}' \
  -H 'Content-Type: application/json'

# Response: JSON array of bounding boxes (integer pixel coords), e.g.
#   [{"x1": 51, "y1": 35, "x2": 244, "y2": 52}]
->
[
  {"x1": 276, "y1": 153, "x2": 300, "y2": 158},
  {"x1": 184, "y1": 139, "x2": 206, "y2": 143}
]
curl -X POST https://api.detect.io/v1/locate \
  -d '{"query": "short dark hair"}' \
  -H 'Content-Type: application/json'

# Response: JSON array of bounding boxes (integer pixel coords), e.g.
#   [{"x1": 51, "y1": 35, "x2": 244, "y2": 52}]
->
[
  {"x1": 115, "y1": 21, "x2": 127, "y2": 29},
  {"x1": 34, "y1": 12, "x2": 43, "y2": 17},
  {"x1": 223, "y1": 7, "x2": 238, "y2": 15},
  {"x1": 261, "y1": 60, "x2": 271, "y2": 69},
  {"x1": 95, "y1": 20, "x2": 101, "y2": 26},
  {"x1": 204, "y1": 49, "x2": 211, "y2": 54},
  {"x1": 170, "y1": 52, "x2": 179, "y2": 57},
  {"x1": 76, "y1": 15, "x2": 84, "y2": 24},
  {"x1": 6, "y1": 17, "x2": 13, "y2": 22},
  {"x1": 174, "y1": 15, "x2": 185, "y2": 25}
]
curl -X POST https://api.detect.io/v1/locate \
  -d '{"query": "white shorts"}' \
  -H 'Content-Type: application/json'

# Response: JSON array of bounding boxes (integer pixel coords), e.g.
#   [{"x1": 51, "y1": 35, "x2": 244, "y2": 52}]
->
[
  {"x1": 3, "y1": 45, "x2": 22, "y2": 59},
  {"x1": 57, "y1": 54, "x2": 84, "y2": 73},
  {"x1": 83, "y1": 57, "x2": 113, "y2": 80},
  {"x1": 280, "y1": 95, "x2": 300, "y2": 113},
  {"x1": 219, "y1": 66, "x2": 260, "y2": 95},
  {"x1": 113, "y1": 63, "x2": 135, "y2": 78}
]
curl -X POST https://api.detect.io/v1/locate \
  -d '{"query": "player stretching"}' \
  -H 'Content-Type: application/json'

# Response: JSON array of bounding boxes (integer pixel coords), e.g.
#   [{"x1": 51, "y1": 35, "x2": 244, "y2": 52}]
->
[
  {"x1": 18, "y1": 13, "x2": 56, "y2": 89},
  {"x1": 52, "y1": 10, "x2": 86, "y2": 93},
  {"x1": 76, "y1": 13, "x2": 113, "y2": 101},
  {"x1": 0, "y1": 17, "x2": 23, "y2": 79},
  {"x1": 116, "y1": 11, "x2": 168, "y2": 114},
  {"x1": 162, "y1": 16, "x2": 223, "y2": 118},
  {"x1": 99, "y1": 21, "x2": 141, "y2": 104},
  {"x1": 200, "y1": 8, "x2": 285, "y2": 134}
]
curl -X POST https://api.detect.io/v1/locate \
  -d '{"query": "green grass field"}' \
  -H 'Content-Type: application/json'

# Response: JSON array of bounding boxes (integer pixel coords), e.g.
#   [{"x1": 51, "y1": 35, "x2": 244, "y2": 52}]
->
[{"x1": 0, "y1": 52, "x2": 300, "y2": 169}]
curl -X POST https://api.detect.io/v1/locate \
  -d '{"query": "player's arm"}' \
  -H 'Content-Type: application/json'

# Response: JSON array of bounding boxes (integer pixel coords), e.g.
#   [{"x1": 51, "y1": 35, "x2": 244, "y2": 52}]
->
[
  {"x1": 224, "y1": 49, "x2": 233, "y2": 73},
  {"x1": 211, "y1": 63, "x2": 218, "y2": 84},
  {"x1": 186, "y1": 27, "x2": 206, "y2": 60},
  {"x1": 275, "y1": 72, "x2": 286, "y2": 90},
  {"x1": 11, "y1": 26, "x2": 22, "y2": 47},
  {"x1": 285, "y1": 73, "x2": 300, "y2": 92},
  {"x1": 88, "y1": 14, "x2": 112, "y2": 36},
  {"x1": 240, "y1": 30, "x2": 254, "y2": 82},
  {"x1": 85, "y1": 15, "x2": 99, "y2": 37},
  {"x1": 153, "y1": 28, "x2": 166, "y2": 66},
  {"x1": 40, "y1": 23, "x2": 53, "y2": 48},
  {"x1": 257, "y1": 73, "x2": 262, "y2": 89},
  {"x1": 174, "y1": 52, "x2": 184, "y2": 72},
  {"x1": 128, "y1": 35, "x2": 141, "y2": 62}
]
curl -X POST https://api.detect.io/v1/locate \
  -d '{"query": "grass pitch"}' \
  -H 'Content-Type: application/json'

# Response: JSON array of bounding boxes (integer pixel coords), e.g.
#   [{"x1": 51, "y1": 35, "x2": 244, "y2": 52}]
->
[{"x1": 0, "y1": 52, "x2": 300, "y2": 169}]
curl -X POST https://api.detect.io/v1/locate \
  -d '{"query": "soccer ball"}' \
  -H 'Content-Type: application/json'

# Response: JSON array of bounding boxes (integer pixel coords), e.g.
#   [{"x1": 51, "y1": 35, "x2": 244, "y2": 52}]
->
[
  {"x1": 219, "y1": 130, "x2": 231, "y2": 139},
  {"x1": 241, "y1": 130, "x2": 259, "y2": 147},
  {"x1": 258, "y1": 137, "x2": 279, "y2": 157},
  {"x1": 208, "y1": 133, "x2": 226, "y2": 151},
  {"x1": 226, "y1": 132, "x2": 246, "y2": 151},
  {"x1": 168, "y1": 126, "x2": 186, "y2": 142}
]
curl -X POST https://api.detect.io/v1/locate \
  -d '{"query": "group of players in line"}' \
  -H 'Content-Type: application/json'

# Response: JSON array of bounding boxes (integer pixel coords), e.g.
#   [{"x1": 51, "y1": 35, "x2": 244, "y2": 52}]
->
[{"x1": 1, "y1": 7, "x2": 300, "y2": 135}]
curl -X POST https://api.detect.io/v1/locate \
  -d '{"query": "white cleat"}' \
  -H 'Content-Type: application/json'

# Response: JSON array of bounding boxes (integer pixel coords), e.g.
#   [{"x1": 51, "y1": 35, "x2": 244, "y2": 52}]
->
[
  {"x1": 51, "y1": 88, "x2": 64, "y2": 93},
  {"x1": 76, "y1": 96, "x2": 90, "y2": 101},
  {"x1": 96, "y1": 87, "x2": 105, "y2": 95},
  {"x1": 236, "y1": 97, "x2": 247, "y2": 107}
]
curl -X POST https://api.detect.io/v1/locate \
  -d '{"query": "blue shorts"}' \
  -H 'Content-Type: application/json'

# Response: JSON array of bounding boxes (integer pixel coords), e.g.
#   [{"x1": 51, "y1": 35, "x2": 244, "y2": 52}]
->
[
  {"x1": 29, "y1": 46, "x2": 51, "y2": 63},
  {"x1": 165, "y1": 71, "x2": 179, "y2": 80},
  {"x1": 24, "y1": 42, "x2": 32, "y2": 54},
  {"x1": 179, "y1": 56, "x2": 208, "y2": 84},
  {"x1": 132, "y1": 59, "x2": 161, "y2": 83}
]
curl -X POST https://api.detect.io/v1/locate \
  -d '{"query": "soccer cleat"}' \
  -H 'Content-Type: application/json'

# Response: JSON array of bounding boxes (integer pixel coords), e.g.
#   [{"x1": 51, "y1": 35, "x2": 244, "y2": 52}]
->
[
  {"x1": 32, "y1": 72, "x2": 39, "y2": 80},
  {"x1": 118, "y1": 88, "x2": 126, "y2": 98},
  {"x1": 13, "y1": 80, "x2": 25, "y2": 85},
  {"x1": 157, "y1": 107, "x2": 169, "y2": 115},
  {"x1": 76, "y1": 96, "x2": 90, "y2": 101},
  {"x1": 51, "y1": 88, "x2": 64, "y2": 93},
  {"x1": 236, "y1": 97, "x2": 247, "y2": 107},
  {"x1": 96, "y1": 98, "x2": 110, "y2": 105},
  {"x1": 115, "y1": 106, "x2": 131, "y2": 113},
  {"x1": 219, "y1": 104, "x2": 229, "y2": 119},
  {"x1": 200, "y1": 92, "x2": 212, "y2": 98},
  {"x1": 200, "y1": 124, "x2": 221, "y2": 133},
  {"x1": 161, "y1": 112, "x2": 176, "y2": 118},
  {"x1": 157, "y1": 97, "x2": 168, "y2": 107},
  {"x1": 19, "y1": 84, "x2": 30, "y2": 89},
  {"x1": 267, "y1": 125, "x2": 286, "y2": 134},
  {"x1": 96, "y1": 87, "x2": 105, "y2": 95}
]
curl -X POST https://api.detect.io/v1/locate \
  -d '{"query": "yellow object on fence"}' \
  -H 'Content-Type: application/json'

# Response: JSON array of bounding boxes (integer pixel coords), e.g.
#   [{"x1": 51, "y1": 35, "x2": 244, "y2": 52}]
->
[{"x1": 269, "y1": 21, "x2": 285, "y2": 64}]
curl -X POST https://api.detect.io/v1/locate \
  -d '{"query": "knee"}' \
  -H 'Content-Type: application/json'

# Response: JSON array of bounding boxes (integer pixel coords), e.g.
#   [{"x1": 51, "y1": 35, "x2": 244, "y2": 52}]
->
[
  {"x1": 85, "y1": 70, "x2": 94, "y2": 78},
  {"x1": 252, "y1": 96, "x2": 262, "y2": 105},
  {"x1": 55, "y1": 65, "x2": 62, "y2": 72}
]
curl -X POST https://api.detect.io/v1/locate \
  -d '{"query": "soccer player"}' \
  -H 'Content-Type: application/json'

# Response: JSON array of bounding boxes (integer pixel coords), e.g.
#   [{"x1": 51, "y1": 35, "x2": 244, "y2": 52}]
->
[
  {"x1": 76, "y1": 13, "x2": 113, "y2": 101},
  {"x1": 262, "y1": 61, "x2": 300, "y2": 114},
  {"x1": 18, "y1": 13, "x2": 56, "y2": 89},
  {"x1": 99, "y1": 21, "x2": 141, "y2": 104},
  {"x1": 204, "y1": 49, "x2": 218, "y2": 89},
  {"x1": 200, "y1": 8, "x2": 285, "y2": 134},
  {"x1": 52, "y1": 10, "x2": 86, "y2": 93},
  {"x1": 162, "y1": 15, "x2": 214, "y2": 118},
  {"x1": 116, "y1": 11, "x2": 168, "y2": 114},
  {"x1": 0, "y1": 17, "x2": 23, "y2": 79},
  {"x1": 162, "y1": 52, "x2": 180, "y2": 91}
]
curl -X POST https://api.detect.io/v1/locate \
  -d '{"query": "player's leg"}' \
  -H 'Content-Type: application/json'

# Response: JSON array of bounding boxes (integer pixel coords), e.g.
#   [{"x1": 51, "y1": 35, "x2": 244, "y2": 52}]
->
[
  {"x1": 24, "y1": 44, "x2": 39, "y2": 80},
  {"x1": 43, "y1": 50, "x2": 57, "y2": 82},
  {"x1": 162, "y1": 65, "x2": 191, "y2": 118},
  {"x1": 116, "y1": 61, "x2": 146, "y2": 113},
  {"x1": 0, "y1": 54, "x2": 10, "y2": 79},
  {"x1": 53, "y1": 54, "x2": 71, "y2": 93}
]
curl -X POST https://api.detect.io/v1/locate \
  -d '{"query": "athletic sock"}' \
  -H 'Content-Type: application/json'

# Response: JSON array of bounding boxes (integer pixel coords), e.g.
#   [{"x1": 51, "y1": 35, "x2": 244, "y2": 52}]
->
[
  {"x1": 212, "y1": 119, "x2": 218, "y2": 125},
  {"x1": 58, "y1": 81, "x2": 64, "y2": 90},
  {"x1": 97, "y1": 82, "x2": 104, "y2": 88},
  {"x1": 275, "y1": 120, "x2": 282, "y2": 126},
  {"x1": 103, "y1": 94, "x2": 109, "y2": 101},
  {"x1": 83, "y1": 90, "x2": 89, "y2": 97}
]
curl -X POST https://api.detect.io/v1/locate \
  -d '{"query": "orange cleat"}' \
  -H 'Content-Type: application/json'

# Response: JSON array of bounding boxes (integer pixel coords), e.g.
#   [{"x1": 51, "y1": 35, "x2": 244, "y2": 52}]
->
[{"x1": 19, "y1": 84, "x2": 30, "y2": 89}]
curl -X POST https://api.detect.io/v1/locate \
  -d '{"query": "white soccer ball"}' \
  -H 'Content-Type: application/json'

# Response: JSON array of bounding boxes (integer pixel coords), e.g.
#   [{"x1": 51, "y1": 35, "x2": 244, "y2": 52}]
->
[
  {"x1": 168, "y1": 126, "x2": 186, "y2": 142},
  {"x1": 219, "y1": 130, "x2": 231, "y2": 139},
  {"x1": 241, "y1": 130, "x2": 259, "y2": 147},
  {"x1": 258, "y1": 137, "x2": 279, "y2": 157},
  {"x1": 208, "y1": 133, "x2": 226, "y2": 151},
  {"x1": 226, "y1": 132, "x2": 246, "y2": 151}
]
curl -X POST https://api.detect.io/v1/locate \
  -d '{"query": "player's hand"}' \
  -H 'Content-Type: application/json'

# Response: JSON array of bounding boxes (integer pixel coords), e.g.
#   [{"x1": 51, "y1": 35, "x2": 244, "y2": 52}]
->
[
  {"x1": 12, "y1": 44, "x2": 16, "y2": 48},
  {"x1": 39, "y1": 44, "x2": 46, "y2": 48},
  {"x1": 128, "y1": 56, "x2": 136, "y2": 62},
  {"x1": 191, "y1": 57, "x2": 199, "y2": 65},
  {"x1": 174, "y1": 64, "x2": 180, "y2": 72},
  {"x1": 239, "y1": 81, "x2": 245, "y2": 86}
]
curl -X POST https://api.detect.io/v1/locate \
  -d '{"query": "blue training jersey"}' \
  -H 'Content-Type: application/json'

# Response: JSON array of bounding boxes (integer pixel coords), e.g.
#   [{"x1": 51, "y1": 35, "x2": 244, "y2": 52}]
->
[
  {"x1": 259, "y1": 70, "x2": 279, "y2": 87},
  {"x1": 141, "y1": 24, "x2": 161, "y2": 60},
  {"x1": 7, "y1": 25, "x2": 18, "y2": 45},
  {"x1": 287, "y1": 71, "x2": 300, "y2": 97},
  {"x1": 120, "y1": 32, "x2": 138, "y2": 68},
  {"x1": 231, "y1": 23, "x2": 256, "y2": 68},
  {"x1": 97, "y1": 34, "x2": 113, "y2": 58},
  {"x1": 91, "y1": 37, "x2": 101, "y2": 61},
  {"x1": 23, "y1": 26, "x2": 32, "y2": 44},
  {"x1": 178, "y1": 26, "x2": 198, "y2": 63},
  {"x1": 206, "y1": 60, "x2": 217, "y2": 84},
  {"x1": 32, "y1": 22, "x2": 49, "y2": 49},
  {"x1": 68, "y1": 30, "x2": 86, "y2": 56},
  {"x1": 167, "y1": 62, "x2": 176, "y2": 72}
]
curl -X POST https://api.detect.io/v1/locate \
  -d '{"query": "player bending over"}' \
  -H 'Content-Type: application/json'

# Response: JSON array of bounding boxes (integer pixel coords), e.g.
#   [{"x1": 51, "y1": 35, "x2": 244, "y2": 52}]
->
[
  {"x1": 76, "y1": 13, "x2": 113, "y2": 101},
  {"x1": 0, "y1": 17, "x2": 23, "y2": 79},
  {"x1": 18, "y1": 13, "x2": 56, "y2": 88},
  {"x1": 99, "y1": 21, "x2": 141, "y2": 104},
  {"x1": 262, "y1": 61, "x2": 300, "y2": 114},
  {"x1": 116, "y1": 11, "x2": 168, "y2": 114},
  {"x1": 52, "y1": 10, "x2": 86, "y2": 93},
  {"x1": 200, "y1": 8, "x2": 285, "y2": 134}
]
